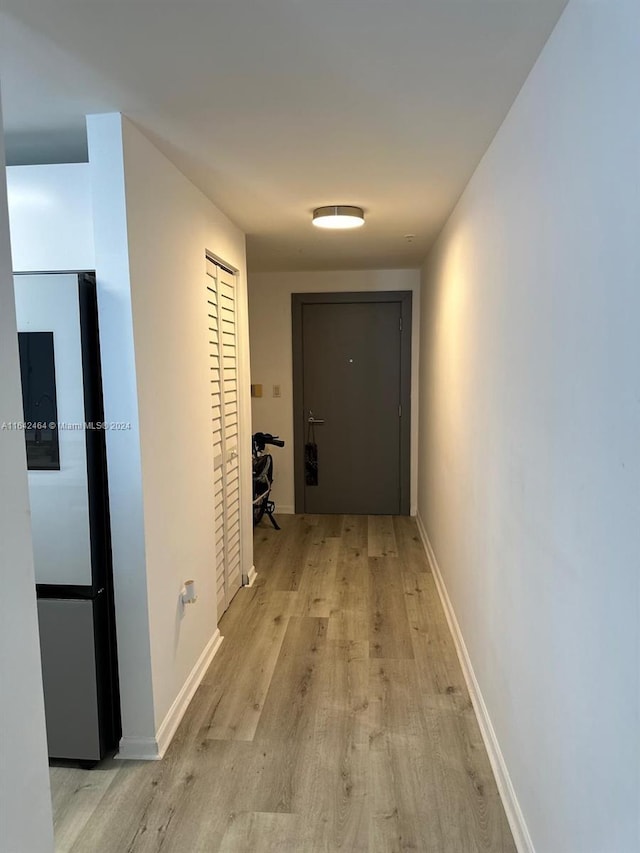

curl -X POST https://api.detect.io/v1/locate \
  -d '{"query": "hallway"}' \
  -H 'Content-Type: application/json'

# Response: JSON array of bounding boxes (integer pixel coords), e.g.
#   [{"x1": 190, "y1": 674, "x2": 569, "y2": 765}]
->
[{"x1": 50, "y1": 515, "x2": 514, "y2": 852}]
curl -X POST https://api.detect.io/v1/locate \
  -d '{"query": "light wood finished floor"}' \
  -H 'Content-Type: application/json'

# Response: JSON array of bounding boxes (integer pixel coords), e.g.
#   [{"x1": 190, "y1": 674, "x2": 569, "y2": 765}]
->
[{"x1": 50, "y1": 515, "x2": 516, "y2": 852}]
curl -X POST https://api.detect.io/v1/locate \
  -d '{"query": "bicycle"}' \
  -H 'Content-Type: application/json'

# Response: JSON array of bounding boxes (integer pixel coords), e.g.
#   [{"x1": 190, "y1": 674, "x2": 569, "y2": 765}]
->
[{"x1": 252, "y1": 432, "x2": 284, "y2": 529}]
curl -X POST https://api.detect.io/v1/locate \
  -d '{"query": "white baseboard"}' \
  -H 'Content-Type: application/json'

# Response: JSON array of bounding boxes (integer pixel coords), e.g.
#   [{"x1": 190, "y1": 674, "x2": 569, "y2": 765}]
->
[
  {"x1": 117, "y1": 736, "x2": 162, "y2": 761},
  {"x1": 155, "y1": 629, "x2": 223, "y2": 758},
  {"x1": 244, "y1": 564, "x2": 258, "y2": 587},
  {"x1": 275, "y1": 504, "x2": 295, "y2": 515},
  {"x1": 414, "y1": 514, "x2": 535, "y2": 853},
  {"x1": 117, "y1": 629, "x2": 224, "y2": 761}
]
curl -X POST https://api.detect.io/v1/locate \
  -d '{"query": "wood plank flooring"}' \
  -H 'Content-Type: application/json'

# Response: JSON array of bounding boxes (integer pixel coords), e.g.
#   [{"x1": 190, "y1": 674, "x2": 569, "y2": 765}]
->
[{"x1": 50, "y1": 515, "x2": 515, "y2": 852}]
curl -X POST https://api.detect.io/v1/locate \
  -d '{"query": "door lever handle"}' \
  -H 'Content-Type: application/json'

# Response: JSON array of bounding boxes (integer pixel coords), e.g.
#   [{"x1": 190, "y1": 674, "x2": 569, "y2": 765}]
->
[{"x1": 308, "y1": 410, "x2": 325, "y2": 425}]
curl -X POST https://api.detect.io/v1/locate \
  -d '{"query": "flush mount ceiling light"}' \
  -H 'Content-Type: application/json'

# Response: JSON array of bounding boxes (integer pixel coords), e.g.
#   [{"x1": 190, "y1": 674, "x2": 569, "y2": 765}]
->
[{"x1": 312, "y1": 205, "x2": 365, "y2": 229}]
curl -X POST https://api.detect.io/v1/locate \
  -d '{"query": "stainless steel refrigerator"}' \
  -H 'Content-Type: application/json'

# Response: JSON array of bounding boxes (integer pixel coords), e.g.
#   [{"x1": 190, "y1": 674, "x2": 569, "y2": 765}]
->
[{"x1": 14, "y1": 272, "x2": 121, "y2": 764}]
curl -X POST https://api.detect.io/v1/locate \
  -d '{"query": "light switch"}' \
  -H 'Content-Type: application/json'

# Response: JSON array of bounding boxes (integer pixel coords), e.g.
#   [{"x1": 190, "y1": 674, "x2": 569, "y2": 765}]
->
[{"x1": 273, "y1": 384, "x2": 281, "y2": 398}]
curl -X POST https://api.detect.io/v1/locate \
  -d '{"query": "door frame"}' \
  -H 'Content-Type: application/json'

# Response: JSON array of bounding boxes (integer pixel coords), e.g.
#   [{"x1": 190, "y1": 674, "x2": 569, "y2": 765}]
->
[{"x1": 292, "y1": 291, "x2": 412, "y2": 515}]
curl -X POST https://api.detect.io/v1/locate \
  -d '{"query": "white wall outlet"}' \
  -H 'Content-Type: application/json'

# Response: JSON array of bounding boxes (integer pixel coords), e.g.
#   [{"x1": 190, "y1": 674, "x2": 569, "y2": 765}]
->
[{"x1": 181, "y1": 579, "x2": 197, "y2": 605}]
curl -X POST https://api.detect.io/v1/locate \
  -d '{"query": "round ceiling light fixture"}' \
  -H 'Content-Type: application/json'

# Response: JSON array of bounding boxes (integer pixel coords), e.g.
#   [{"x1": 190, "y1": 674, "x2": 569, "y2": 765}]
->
[{"x1": 312, "y1": 205, "x2": 365, "y2": 230}]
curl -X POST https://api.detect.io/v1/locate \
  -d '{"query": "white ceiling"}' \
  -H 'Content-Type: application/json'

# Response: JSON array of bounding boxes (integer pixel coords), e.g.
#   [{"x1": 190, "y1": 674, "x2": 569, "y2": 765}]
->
[{"x1": 0, "y1": 0, "x2": 567, "y2": 271}]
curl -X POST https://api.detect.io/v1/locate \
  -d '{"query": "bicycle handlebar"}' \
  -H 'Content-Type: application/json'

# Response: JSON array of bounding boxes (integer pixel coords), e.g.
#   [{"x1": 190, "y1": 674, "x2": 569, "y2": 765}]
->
[{"x1": 253, "y1": 432, "x2": 285, "y2": 451}]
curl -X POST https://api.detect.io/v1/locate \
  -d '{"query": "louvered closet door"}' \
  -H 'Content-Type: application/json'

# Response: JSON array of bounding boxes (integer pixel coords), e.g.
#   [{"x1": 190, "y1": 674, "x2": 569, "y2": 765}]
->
[
  {"x1": 219, "y1": 267, "x2": 241, "y2": 603},
  {"x1": 207, "y1": 259, "x2": 242, "y2": 619}
]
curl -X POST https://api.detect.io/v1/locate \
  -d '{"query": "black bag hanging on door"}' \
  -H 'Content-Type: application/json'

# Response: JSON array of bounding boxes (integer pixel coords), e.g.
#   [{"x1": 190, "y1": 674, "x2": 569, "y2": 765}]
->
[{"x1": 305, "y1": 421, "x2": 318, "y2": 486}]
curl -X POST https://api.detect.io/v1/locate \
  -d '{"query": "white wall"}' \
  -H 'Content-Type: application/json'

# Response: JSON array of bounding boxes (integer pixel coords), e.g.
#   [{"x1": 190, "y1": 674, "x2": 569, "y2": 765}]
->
[
  {"x1": 121, "y1": 115, "x2": 251, "y2": 741},
  {"x1": 87, "y1": 113, "x2": 156, "y2": 755},
  {"x1": 0, "y1": 102, "x2": 54, "y2": 853},
  {"x1": 88, "y1": 113, "x2": 251, "y2": 757},
  {"x1": 417, "y1": 2, "x2": 640, "y2": 851},
  {"x1": 248, "y1": 269, "x2": 420, "y2": 514},
  {"x1": 7, "y1": 164, "x2": 94, "y2": 272}
]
